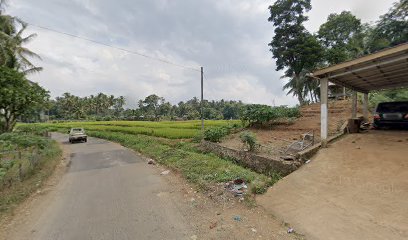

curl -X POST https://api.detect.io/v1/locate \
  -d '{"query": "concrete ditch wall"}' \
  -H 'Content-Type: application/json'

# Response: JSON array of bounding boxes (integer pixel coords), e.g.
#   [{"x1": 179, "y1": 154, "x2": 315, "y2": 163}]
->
[{"x1": 199, "y1": 141, "x2": 300, "y2": 177}]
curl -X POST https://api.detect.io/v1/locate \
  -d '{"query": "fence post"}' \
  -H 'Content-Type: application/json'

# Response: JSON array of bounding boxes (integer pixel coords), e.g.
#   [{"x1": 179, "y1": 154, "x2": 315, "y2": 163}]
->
[{"x1": 19, "y1": 163, "x2": 23, "y2": 181}]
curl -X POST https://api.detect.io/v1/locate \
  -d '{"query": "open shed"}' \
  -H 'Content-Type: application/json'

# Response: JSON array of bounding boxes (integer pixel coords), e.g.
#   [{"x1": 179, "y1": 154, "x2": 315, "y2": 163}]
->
[{"x1": 312, "y1": 42, "x2": 408, "y2": 146}]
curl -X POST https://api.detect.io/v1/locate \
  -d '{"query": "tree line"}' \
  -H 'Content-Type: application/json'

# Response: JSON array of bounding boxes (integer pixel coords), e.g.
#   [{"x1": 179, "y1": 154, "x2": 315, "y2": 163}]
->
[
  {"x1": 48, "y1": 93, "x2": 245, "y2": 121},
  {"x1": 269, "y1": 0, "x2": 408, "y2": 105},
  {"x1": 2, "y1": 0, "x2": 407, "y2": 132}
]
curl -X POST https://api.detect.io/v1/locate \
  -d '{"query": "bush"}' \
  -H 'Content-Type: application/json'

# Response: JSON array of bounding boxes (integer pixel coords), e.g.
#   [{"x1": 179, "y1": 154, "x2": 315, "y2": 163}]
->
[
  {"x1": 240, "y1": 104, "x2": 300, "y2": 126},
  {"x1": 14, "y1": 124, "x2": 49, "y2": 136},
  {"x1": 203, "y1": 127, "x2": 229, "y2": 142},
  {"x1": 240, "y1": 131, "x2": 258, "y2": 151},
  {"x1": 0, "y1": 133, "x2": 50, "y2": 149}
]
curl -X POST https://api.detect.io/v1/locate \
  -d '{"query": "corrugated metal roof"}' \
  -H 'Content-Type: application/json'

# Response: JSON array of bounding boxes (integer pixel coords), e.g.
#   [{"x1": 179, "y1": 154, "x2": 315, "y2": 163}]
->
[{"x1": 313, "y1": 43, "x2": 408, "y2": 93}]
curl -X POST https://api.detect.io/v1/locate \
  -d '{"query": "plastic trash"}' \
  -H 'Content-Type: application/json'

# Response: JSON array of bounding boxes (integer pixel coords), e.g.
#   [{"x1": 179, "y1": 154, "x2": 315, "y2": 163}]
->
[{"x1": 160, "y1": 170, "x2": 170, "y2": 175}]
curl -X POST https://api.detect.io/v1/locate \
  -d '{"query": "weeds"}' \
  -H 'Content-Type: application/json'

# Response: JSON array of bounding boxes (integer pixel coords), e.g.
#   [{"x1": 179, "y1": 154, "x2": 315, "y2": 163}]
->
[
  {"x1": 240, "y1": 131, "x2": 259, "y2": 151},
  {"x1": 0, "y1": 133, "x2": 61, "y2": 217}
]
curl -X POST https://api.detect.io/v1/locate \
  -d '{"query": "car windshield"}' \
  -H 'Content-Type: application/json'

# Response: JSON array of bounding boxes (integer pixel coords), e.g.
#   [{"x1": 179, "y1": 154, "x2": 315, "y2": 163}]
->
[
  {"x1": 72, "y1": 128, "x2": 84, "y2": 133},
  {"x1": 377, "y1": 102, "x2": 408, "y2": 113}
]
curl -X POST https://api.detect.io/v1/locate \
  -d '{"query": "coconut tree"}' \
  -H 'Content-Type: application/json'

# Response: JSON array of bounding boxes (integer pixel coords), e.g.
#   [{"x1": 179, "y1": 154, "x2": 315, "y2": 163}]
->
[{"x1": 0, "y1": 2, "x2": 42, "y2": 74}]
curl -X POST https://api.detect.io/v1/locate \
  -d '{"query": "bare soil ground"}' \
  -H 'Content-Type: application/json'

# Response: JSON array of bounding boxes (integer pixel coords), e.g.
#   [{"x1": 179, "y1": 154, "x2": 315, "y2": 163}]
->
[
  {"x1": 257, "y1": 130, "x2": 408, "y2": 240},
  {"x1": 0, "y1": 134, "x2": 303, "y2": 240},
  {"x1": 221, "y1": 100, "x2": 359, "y2": 158}
]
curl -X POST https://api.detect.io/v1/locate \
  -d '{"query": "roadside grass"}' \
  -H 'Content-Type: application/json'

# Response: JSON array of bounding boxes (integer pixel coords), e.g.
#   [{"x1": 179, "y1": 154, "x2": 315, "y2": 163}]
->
[
  {"x1": 0, "y1": 134, "x2": 61, "y2": 217},
  {"x1": 87, "y1": 130, "x2": 279, "y2": 192},
  {"x1": 17, "y1": 120, "x2": 281, "y2": 194}
]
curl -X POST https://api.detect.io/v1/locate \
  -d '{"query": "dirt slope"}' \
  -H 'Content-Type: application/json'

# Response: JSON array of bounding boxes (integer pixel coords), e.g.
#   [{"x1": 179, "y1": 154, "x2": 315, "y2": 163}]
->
[{"x1": 222, "y1": 100, "x2": 359, "y2": 157}]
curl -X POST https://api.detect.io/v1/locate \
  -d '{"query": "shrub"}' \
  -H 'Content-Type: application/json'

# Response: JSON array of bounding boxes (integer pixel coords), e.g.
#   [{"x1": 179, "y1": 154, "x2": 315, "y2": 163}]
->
[
  {"x1": 0, "y1": 133, "x2": 50, "y2": 149},
  {"x1": 240, "y1": 104, "x2": 300, "y2": 126},
  {"x1": 203, "y1": 127, "x2": 229, "y2": 142},
  {"x1": 14, "y1": 124, "x2": 49, "y2": 136},
  {"x1": 192, "y1": 132, "x2": 204, "y2": 143},
  {"x1": 240, "y1": 131, "x2": 259, "y2": 151}
]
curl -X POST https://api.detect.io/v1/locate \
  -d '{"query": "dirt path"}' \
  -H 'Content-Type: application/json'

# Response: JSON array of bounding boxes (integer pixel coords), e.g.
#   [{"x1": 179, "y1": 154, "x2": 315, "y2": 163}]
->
[
  {"x1": 1, "y1": 133, "x2": 301, "y2": 240},
  {"x1": 257, "y1": 130, "x2": 408, "y2": 240}
]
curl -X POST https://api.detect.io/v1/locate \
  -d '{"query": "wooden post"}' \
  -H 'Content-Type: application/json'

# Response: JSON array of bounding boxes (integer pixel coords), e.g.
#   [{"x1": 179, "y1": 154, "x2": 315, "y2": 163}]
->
[
  {"x1": 352, "y1": 91, "x2": 357, "y2": 118},
  {"x1": 343, "y1": 87, "x2": 346, "y2": 99},
  {"x1": 320, "y1": 78, "x2": 328, "y2": 147},
  {"x1": 363, "y1": 93, "x2": 369, "y2": 121}
]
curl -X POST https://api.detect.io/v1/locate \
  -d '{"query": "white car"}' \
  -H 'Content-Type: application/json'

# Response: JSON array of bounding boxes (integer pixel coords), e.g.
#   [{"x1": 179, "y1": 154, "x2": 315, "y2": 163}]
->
[{"x1": 68, "y1": 128, "x2": 88, "y2": 143}]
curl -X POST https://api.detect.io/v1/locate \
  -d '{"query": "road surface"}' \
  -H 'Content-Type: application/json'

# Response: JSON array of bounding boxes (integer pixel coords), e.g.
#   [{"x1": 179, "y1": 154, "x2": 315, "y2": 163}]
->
[{"x1": 5, "y1": 133, "x2": 193, "y2": 240}]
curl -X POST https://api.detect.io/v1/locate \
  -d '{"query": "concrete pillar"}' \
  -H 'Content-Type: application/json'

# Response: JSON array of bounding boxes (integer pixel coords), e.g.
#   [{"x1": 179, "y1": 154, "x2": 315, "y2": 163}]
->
[
  {"x1": 352, "y1": 91, "x2": 357, "y2": 118},
  {"x1": 363, "y1": 93, "x2": 369, "y2": 121},
  {"x1": 320, "y1": 78, "x2": 328, "y2": 148}
]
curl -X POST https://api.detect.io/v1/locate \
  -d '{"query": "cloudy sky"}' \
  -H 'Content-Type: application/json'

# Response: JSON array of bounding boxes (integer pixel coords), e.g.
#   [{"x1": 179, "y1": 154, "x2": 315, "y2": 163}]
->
[{"x1": 6, "y1": 0, "x2": 395, "y2": 107}]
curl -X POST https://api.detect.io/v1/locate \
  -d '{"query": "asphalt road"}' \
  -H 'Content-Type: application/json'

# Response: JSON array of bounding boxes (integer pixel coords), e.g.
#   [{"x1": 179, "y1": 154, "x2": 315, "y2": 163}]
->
[{"x1": 8, "y1": 133, "x2": 193, "y2": 240}]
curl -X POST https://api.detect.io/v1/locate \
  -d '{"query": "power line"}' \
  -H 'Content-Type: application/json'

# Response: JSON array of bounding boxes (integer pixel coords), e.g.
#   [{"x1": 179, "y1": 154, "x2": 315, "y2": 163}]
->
[{"x1": 29, "y1": 23, "x2": 201, "y2": 72}]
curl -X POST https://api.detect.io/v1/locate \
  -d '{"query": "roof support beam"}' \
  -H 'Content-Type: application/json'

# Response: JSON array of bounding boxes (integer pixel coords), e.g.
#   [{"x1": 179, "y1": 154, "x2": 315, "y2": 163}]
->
[
  {"x1": 355, "y1": 71, "x2": 407, "y2": 83},
  {"x1": 313, "y1": 43, "x2": 408, "y2": 76},
  {"x1": 329, "y1": 78, "x2": 368, "y2": 93},
  {"x1": 320, "y1": 78, "x2": 328, "y2": 148},
  {"x1": 326, "y1": 55, "x2": 408, "y2": 80},
  {"x1": 352, "y1": 75, "x2": 408, "y2": 88},
  {"x1": 365, "y1": 78, "x2": 408, "y2": 90}
]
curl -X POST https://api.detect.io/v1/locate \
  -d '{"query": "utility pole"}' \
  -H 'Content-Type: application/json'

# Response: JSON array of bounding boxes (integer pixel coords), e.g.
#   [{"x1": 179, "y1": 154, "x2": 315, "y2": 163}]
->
[{"x1": 201, "y1": 66, "x2": 204, "y2": 132}]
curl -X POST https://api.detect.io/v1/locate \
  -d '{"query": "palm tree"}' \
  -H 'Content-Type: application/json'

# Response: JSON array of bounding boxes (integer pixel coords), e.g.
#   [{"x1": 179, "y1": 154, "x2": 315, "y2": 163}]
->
[
  {"x1": 0, "y1": 3, "x2": 42, "y2": 74},
  {"x1": 282, "y1": 73, "x2": 307, "y2": 105}
]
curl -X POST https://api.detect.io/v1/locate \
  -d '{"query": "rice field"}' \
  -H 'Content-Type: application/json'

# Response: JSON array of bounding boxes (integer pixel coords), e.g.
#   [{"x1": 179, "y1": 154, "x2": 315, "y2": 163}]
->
[{"x1": 21, "y1": 120, "x2": 241, "y2": 139}]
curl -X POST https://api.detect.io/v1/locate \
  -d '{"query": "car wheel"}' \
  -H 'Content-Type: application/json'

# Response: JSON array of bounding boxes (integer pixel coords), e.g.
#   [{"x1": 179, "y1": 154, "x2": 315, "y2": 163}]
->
[{"x1": 84, "y1": 138, "x2": 87, "y2": 143}]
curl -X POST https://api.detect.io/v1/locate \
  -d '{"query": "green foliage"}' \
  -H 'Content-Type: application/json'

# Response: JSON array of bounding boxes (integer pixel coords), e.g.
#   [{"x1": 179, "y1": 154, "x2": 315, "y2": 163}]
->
[
  {"x1": 0, "y1": 132, "x2": 61, "y2": 216},
  {"x1": 0, "y1": 11, "x2": 42, "y2": 74},
  {"x1": 203, "y1": 127, "x2": 229, "y2": 142},
  {"x1": 0, "y1": 67, "x2": 49, "y2": 133},
  {"x1": 368, "y1": 89, "x2": 408, "y2": 110},
  {"x1": 18, "y1": 120, "x2": 241, "y2": 140},
  {"x1": 269, "y1": 0, "x2": 406, "y2": 105},
  {"x1": 202, "y1": 122, "x2": 242, "y2": 142},
  {"x1": 47, "y1": 93, "x2": 245, "y2": 122},
  {"x1": 318, "y1": 11, "x2": 365, "y2": 64},
  {"x1": 268, "y1": 0, "x2": 323, "y2": 105},
  {"x1": 240, "y1": 104, "x2": 300, "y2": 126},
  {"x1": 250, "y1": 173, "x2": 281, "y2": 194},
  {"x1": 366, "y1": 0, "x2": 408, "y2": 53},
  {"x1": 50, "y1": 92, "x2": 126, "y2": 120},
  {"x1": 0, "y1": 133, "x2": 50, "y2": 149},
  {"x1": 14, "y1": 124, "x2": 54, "y2": 136},
  {"x1": 240, "y1": 131, "x2": 258, "y2": 152}
]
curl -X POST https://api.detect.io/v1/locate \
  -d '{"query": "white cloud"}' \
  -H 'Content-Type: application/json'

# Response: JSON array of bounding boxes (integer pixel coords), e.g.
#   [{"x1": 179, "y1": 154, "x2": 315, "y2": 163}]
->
[{"x1": 6, "y1": 0, "x2": 397, "y2": 107}]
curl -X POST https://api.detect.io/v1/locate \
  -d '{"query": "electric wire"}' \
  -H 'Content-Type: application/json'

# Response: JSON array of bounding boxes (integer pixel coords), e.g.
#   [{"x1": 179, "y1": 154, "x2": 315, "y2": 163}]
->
[{"x1": 28, "y1": 23, "x2": 201, "y2": 72}]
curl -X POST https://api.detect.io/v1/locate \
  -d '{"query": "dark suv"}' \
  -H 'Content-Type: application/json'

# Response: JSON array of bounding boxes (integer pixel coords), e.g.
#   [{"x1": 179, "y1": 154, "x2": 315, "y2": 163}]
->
[{"x1": 373, "y1": 101, "x2": 408, "y2": 129}]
